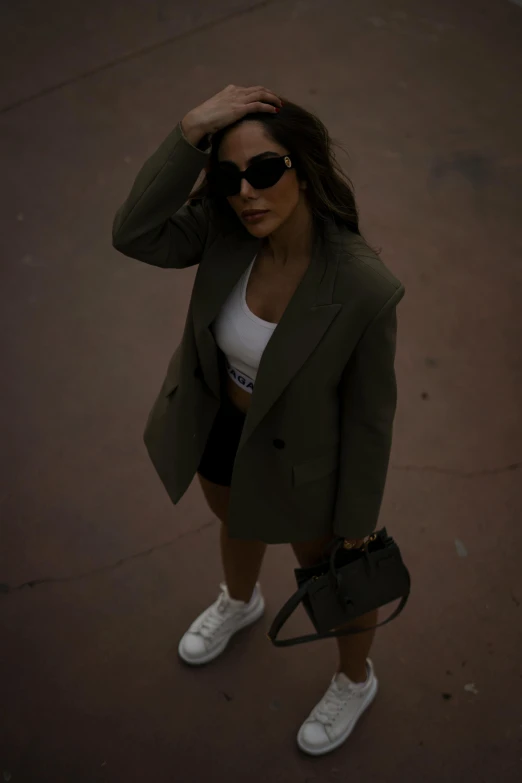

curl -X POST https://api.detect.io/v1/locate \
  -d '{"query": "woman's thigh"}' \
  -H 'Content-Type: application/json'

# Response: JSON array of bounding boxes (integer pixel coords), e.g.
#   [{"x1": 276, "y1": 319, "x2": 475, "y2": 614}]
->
[
  {"x1": 197, "y1": 472, "x2": 231, "y2": 524},
  {"x1": 291, "y1": 534, "x2": 335, "y2": 568}
]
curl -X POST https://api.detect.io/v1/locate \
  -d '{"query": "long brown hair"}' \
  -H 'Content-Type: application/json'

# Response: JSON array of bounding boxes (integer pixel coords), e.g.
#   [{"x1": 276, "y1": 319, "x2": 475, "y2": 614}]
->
[{"x1": 188, "y1": 98, "x2": 361, "y2": 238}]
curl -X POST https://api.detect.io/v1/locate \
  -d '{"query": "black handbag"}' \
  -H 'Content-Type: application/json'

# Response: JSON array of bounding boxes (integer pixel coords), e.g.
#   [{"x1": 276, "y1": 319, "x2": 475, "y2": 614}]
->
[{"x1": 267, "y1": 528, "x2": 411, "y2": 646}]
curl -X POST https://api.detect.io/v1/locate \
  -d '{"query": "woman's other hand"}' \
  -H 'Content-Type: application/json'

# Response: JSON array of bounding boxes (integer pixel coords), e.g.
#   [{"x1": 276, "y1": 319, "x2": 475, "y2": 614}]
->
[{"x1": 182, "y1": 84, "x2": 282, "y2": 144}]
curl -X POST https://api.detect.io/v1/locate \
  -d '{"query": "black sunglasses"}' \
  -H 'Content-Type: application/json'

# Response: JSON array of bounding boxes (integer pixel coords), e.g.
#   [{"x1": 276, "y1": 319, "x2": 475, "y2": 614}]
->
[{"x1": 208, "y1": 155, "x2": 293, "y2": 197}]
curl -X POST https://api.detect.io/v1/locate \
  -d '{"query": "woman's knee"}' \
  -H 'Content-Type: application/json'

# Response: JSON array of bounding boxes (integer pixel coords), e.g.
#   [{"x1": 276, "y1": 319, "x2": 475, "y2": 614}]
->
[{"x1": 291, "y1": 534, "x2": 334, "y2": 568}]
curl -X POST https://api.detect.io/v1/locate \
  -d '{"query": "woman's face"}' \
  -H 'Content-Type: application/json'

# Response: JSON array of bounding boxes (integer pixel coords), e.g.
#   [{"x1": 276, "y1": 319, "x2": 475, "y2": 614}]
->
[{"x1": 216, "y1": 121, "x2": 306, "y2": 237}]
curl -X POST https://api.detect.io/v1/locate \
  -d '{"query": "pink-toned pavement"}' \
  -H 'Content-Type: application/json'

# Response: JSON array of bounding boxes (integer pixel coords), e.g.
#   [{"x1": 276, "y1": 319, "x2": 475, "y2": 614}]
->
[{"x1": 1, "y1": 1, "x2": 521, "y2": 780}]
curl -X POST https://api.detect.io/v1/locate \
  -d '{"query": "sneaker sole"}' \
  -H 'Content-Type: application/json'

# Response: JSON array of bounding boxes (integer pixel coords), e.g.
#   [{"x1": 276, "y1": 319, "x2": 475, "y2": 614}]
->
[
  {"x1": 177, "y1": 596, "x2": 266, "y2": 666},
  {"x1": 297, "y1": 676, "x2": 379, "y2": 756}
]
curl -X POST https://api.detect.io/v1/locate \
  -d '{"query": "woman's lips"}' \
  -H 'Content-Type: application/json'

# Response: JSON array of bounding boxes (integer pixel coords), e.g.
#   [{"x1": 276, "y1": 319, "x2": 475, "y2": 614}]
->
[{"x1": 242, "y1": 210, "x2": 269, "y2": 223}]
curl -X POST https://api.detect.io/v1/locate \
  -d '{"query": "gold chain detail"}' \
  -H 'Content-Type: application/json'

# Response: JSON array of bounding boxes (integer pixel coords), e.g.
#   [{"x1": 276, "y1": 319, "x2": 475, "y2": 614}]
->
[{"x1": 343, "y1": 533, "x2": 377, "y2": 550}]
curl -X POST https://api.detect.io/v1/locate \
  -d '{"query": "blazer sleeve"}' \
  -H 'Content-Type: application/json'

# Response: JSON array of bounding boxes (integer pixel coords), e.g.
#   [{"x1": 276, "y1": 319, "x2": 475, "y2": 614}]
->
[
  {"x1": 333, "y1": 284, "x2": 405, "y2": 540},
  {"x1": 112, "y1": 122, "x2": 211, "y2": 269}
]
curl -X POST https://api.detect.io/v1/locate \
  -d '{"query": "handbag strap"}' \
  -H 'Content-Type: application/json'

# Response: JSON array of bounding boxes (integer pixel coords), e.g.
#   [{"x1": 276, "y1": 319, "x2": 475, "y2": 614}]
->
[{"x1": 267, "y1": 583, "x2": 410, "y2": 647}]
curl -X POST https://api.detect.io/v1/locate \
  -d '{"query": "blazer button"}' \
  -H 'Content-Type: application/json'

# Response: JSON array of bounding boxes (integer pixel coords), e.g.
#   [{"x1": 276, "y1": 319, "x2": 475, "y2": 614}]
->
[
  {"x1": 273, "y1": 439, "x2": 285, "y2": 450},
  {"x1": 194, "y1": 367, "x2": 203, "y2": 379}
]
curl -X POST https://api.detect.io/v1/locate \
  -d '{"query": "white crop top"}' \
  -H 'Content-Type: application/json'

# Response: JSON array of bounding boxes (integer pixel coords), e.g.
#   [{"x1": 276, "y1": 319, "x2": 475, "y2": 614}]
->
[{"x1": 212, "y1": 256, "x2": 277, "y2": 394}]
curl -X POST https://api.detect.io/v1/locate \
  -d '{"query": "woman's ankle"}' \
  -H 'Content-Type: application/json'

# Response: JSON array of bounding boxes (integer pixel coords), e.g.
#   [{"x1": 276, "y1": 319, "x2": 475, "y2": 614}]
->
[{"x1": 226, "y1": 583, "x2": 256, "y2": 603}]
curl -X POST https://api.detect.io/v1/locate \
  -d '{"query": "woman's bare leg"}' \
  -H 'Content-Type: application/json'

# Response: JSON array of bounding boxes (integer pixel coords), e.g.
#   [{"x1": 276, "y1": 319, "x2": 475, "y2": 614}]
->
[
  {"x1": 198, "y1": 473, "x2": 267, "y2": 603},
  {"x1": 291, "y1": 536, "x2": 377, "y2": 683}
]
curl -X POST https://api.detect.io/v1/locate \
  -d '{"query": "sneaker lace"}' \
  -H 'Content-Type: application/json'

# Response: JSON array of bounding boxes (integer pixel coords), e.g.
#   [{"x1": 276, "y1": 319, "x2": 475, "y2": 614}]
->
[
  {"x1": 198, "y1": 588, "x2": 236, "y2": 639},
  {"x1": 314, "y1": 681, "x2": 354, "y2": 726}
]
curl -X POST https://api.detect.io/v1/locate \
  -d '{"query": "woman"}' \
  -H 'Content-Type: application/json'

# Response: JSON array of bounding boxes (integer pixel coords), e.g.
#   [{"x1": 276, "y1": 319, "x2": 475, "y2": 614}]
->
[{"x1": 112, "y1": 84, "x2": 405, "y2": 756}]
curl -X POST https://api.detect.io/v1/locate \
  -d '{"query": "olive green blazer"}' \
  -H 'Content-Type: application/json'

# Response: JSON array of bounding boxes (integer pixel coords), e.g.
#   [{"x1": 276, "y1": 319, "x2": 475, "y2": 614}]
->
[{"x1": 112, "y1": 122, "x2": 405, "y2": 544}]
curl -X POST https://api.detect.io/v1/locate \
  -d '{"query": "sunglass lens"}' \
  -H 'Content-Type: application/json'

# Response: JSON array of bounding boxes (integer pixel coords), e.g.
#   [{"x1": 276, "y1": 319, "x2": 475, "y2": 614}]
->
[
  {"x1": 211, "y1": 163, "x2": 241, "y2": 196},
  {"x1": 209, "y1": 157, "x2": 288, "y2": 196},
  {"x1": 248, "y1": 158, "x2": 285, "y2": 189}
]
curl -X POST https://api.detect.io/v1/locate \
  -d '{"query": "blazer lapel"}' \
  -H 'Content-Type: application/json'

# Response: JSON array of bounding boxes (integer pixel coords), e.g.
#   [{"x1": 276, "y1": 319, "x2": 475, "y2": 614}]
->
[{"x1": 238, "y1": 221, "x2": 343, "y2": 451}]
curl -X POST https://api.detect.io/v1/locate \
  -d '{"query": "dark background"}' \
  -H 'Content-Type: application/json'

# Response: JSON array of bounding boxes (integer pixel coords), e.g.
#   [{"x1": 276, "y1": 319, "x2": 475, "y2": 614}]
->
[{"x1": 1, "y1": 0, "x2": 521, "y2": 780}]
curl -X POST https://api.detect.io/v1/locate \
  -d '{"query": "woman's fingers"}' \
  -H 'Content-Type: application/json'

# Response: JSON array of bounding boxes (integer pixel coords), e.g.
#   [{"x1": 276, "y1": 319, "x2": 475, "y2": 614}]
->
[
  {"x1": 246, "y1": 101, "x2": 279, "y2": 114},
  {"x1": 243, "y1": 86, "x2": 282, "y2": 107},
  {"x1": 188, "y1": 84, "x2": 282, "y2": 135}
]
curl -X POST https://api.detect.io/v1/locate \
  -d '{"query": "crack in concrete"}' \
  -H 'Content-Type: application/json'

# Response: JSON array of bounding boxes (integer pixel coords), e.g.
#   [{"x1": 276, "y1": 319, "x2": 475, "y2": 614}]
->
[
  {"x1": 392, "y1": 462, "x2": 520, "y2": 478},
  {"x1": 2, "y1": 460, "x2": 519, "y2": 596},
  {"x1": 0, "y1": 518, "x2": 215, "y2": 596},
  {"x1": 0, "y1": 0, "x2": 276, "y2": 114}
]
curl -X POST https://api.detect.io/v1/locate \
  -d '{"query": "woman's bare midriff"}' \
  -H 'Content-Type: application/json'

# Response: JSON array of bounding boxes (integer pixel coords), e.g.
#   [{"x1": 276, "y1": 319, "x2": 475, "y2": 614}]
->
[{"x1": 224, "y1": 374, "x2": 253, "y2": 414}]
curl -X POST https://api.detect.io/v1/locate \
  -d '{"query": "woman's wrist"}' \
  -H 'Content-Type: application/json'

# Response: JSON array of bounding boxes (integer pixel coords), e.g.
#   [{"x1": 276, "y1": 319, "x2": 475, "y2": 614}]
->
[{"x1": 181, "y1": 111, "x2": 209, "y2": 149}]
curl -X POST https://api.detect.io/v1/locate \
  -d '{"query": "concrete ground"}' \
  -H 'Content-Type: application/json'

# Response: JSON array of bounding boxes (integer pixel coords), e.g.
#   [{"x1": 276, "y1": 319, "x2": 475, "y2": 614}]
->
[{"x1": 1, "y1": 0, "x2": 521, "y2": 780}]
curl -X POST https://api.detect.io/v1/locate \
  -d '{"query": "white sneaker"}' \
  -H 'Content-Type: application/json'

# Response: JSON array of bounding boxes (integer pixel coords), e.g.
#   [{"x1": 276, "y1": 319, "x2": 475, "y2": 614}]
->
[
  {"x1": 297, "y1": 659, "x2": 378, "y2": 756},
  {"x1": 177, "y1": 582, "x2": 265, "y2": 665}
]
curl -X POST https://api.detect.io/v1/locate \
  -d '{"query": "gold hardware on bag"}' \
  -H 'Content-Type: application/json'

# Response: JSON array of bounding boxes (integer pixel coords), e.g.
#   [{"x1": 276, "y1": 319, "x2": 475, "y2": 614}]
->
[{"x1": 343, "y1": 533, "x2": 377, "y2": 550}]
